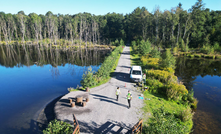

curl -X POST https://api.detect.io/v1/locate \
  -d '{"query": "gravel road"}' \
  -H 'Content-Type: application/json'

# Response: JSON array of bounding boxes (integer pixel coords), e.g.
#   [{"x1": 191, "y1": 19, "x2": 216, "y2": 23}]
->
[{"x1": 54, "y1": 45, "x2": 144, "y2": 134}]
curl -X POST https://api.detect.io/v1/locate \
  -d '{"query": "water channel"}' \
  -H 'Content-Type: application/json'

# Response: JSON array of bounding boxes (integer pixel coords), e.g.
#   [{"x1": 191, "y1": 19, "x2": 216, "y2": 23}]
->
[
  {"x1": 175, "y1": 56, "x2": 221, "y2": 134},
  {"x1": 0, "y1": 44, "x2": 110, "y2": 134}
]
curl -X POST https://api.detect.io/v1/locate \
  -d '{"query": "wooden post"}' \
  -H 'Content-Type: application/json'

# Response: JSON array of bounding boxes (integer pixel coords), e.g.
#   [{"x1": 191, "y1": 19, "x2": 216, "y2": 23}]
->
[
  {"x1": 86, "y1": 87, "x2": 89, "y2": 92},
  {"x1": 83, "y1": 102, "x2": 86, "y2": 107},
  {"x1": 69, "y1": 99, "x2": 72, "y2": 103},
  {"x1": 71, "y1": 102, "x2": 75, "y2": 107}
]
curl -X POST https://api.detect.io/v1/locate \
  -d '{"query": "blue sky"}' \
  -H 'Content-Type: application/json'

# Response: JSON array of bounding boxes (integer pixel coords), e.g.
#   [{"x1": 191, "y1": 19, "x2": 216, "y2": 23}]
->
[{"x1": 1, "y1": 0, "x2": 220, "y2": 15}]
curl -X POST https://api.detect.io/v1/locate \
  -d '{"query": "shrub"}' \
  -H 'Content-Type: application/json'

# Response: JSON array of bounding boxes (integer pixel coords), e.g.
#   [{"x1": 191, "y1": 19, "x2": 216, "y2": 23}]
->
[
  {"x1": 120, "y1": 39, "x2": 124, "y2": 46},
  {"x1": 216, "y1": 55, "x2": 221, "y2": 59},
  {"x1": 115, "y1": 39, "x2": 119, "y2": 46},
  {"x1": 166, "y1": 82, "x2": 188, "y2": 101},
  {"x1": 178, "y1": 107, "x2": 193, "y2": 122},
  {"x1": 141, "y1": 56, "x2": 159, "y2": 69},
  {"x1": 146, "y1": 78, "x2": 165, "y2": 93},
  {"x1": 150, "y1": 47, "x2": 161, "y2": 58},
  {"x1": 194, "y1": 54, "x2": 201, "y2": 58},
  {"x1": 43, "y1": 119, "x2": 74, "y2": 134},
  {"x1": 173, "y1": 46, "x2": 179, "y2": 55},
  {"x1": 81, "y1": 45, "x2": 123, "y2": 88},
  {"x1": 143, "y1": 107, "x2": 190, "y2": 134},
  {"x1": 147, "y1": 70, "x2": 177, "y2": 83},
  {"x1": 138, "y1": 39, "x2": 152, "y2": 55},
  {"x1": 191, "y1": 98, "x2": 198, "y2": 110},
  {"x1": 160, "y1": 49, "x2": 176, "y2": 69},
  {"x1": 214, "y1": 42, "x2": 220, "y2": 52},
  {"x1": 80, "y1": 66, "x2": 97, "y2": 87}
]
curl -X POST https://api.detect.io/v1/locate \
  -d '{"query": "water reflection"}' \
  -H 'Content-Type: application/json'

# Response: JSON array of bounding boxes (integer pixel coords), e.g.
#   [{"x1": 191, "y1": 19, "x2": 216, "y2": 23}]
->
[
  {"x1": 0, "y1": 44, "x2": 110, "y2": 76},
  {"x1": 0, "y1": 44, "x2": 110, "y2": 134},
  {"x1": 175, "y1": 56, "x2": 221, "y2": 134},
  {"x1": 0, "y1": 44, "x2": 110, "y2": 67}
]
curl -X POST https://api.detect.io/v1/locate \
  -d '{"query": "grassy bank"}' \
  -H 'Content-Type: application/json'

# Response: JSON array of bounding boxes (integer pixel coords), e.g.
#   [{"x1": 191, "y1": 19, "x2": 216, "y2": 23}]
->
[
  {"x1": 130, "y1": 47, "x2": 195, "y2": 134},
  {"x1": 0, "y1": 39, "x2": 115, "y2": 50},
  {"x1": 69, "y1": 45, "x2": 124, "y2": 91}
]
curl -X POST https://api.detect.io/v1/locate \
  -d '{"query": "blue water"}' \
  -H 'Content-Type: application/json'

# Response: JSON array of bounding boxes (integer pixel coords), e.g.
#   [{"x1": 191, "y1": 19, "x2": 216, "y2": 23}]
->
[
  {"x1": 0, "y1": 63, "x2": 100, "y2": 134},
  {"x1": 175, "y1": 57, "x2": 221, "y2": 134}
]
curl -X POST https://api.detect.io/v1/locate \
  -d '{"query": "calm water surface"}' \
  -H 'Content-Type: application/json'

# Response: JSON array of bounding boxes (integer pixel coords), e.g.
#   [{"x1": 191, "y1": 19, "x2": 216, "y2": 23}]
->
[
  {"x1": 0, "y1": 45, "x2": 110, "y2": 134},
  {"x1": 175, "y1": 56, "x2": 221, "y2": 134}
]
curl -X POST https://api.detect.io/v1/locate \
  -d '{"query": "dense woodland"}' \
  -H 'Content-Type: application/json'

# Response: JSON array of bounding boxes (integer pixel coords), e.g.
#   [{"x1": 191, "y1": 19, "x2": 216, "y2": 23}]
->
[{"x1": 0, "y1": 0, "x2": 220, "y2": 48}]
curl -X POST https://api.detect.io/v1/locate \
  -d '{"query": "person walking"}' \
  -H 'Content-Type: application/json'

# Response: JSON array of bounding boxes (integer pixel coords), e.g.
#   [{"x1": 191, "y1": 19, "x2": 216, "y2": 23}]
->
[
  {"x1": 116, "y1": 87, "x2": 121, "y2": 101},
  {"x1": 127, "y1": 90, "x2": 132, "y2": 108}
]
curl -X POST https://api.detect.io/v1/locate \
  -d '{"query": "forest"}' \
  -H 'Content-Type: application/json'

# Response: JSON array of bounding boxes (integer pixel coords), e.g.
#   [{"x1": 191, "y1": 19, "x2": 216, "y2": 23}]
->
[{"x1": 0, "y1": 0, "x2": 220, "y2": 49}]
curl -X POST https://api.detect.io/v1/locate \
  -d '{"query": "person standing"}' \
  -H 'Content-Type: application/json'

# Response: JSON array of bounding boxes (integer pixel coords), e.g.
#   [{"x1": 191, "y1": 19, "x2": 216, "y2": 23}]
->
[
  {"x1": 116, "y1": 87, "x2": 121, "y2": 101},
  {"x1": 127, "y1": 90, "x2": 132, "y2": 108}
]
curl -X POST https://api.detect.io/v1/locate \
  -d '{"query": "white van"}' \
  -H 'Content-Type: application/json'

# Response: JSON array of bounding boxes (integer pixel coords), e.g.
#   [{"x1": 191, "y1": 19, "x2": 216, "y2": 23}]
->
[{"x1": 130, "y1": 66, "x2": 142, "y2": 83}]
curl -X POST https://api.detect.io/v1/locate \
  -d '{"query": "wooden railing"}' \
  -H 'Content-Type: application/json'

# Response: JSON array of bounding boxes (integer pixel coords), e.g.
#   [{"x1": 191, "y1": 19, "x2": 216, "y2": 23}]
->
[
  {"x1": 132, "y1": 119, "x2": 143, "y2": 134},
  {"x1": 73, "y1": 114, "x2": 80, "y2": 134}
]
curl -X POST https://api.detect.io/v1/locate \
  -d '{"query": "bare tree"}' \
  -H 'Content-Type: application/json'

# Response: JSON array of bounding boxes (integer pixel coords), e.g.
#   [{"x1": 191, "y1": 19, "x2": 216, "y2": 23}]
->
[{"x1": 17, "y1": 12, "x2": 26, "y2": 43}]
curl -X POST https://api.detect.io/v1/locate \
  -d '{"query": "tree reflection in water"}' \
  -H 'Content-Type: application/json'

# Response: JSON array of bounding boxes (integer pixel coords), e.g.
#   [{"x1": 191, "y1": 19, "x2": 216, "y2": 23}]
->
[{"x1": 0, "y1": 44, "x2": 110, "y2": 77}]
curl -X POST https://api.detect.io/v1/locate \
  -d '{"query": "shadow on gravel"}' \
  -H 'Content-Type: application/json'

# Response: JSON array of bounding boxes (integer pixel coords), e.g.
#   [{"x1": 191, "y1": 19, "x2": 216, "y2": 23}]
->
[
  {"x1": 110, "y1": 72, "x2": 131, "y2": 83},
  {"x1": 120, "y1": 65, "x2": 131, "y2": 69},
  {"x1": 79, "y1": 120, "x2": 132, "y2": 134},
  {"x1": 121, "y1": 52, "x2": 130, "y2": 55},
  {"x1": 91, "y1": 94, "x2": 128, "y2": 108}
]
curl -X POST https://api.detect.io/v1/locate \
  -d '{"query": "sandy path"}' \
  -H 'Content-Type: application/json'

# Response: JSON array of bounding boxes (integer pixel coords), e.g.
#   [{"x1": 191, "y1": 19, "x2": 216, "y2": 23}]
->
[{"x1": 54, "y1": 45, "x2": 144, "y2": 134}]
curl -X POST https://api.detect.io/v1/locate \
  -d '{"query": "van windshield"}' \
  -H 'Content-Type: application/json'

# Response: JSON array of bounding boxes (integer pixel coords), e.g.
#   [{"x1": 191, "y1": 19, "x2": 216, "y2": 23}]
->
[{"x1": 132, "y1": 70, "x2": 141, "y2": 75}]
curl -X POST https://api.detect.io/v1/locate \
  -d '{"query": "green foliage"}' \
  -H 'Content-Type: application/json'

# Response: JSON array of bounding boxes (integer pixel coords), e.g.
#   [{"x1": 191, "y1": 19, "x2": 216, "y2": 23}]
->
[
  {"x1": 143, "y1": 107, "x2": 190, "y2": 134},
  {"x1": 173, "y1": 47, "x2": 178, "y2": 55},
  {"x1": 81, "y1": 45, "x2": 123, "y2": 88},
  {"x1": 166, "y1": 83, "x2": 188, "y2": 102},
  {"x1": 146, "y1": 78, "x2": 165, "y2": 93},
  {"x1": 150, "y1": 47, "x2": 161, "y2": 58},
  {"x1": 178, "y1": 107, "x2": 193, "y2": 122},
  {"x1": 80, "y1": 66, "x2": 97, "y2": 87},
  {"x1": 160, "y1": 49, "x2": 176, "y2": 69},
  {"x1": 194, "y1": 54, "x2": 201, "y2": 58},
  {"x1": 138, "y1": 39, "x2": 152, "y2": 55},
  {"x1": 114, "y1": 39, "x2": 119, "y2": 46},
  {"x1": 43, "y1": 119, "x2": 74, "y2": 134},
  {"x1": 141, "y1": 56, "x2": 159, "y2": 69},
  {"x1": 214, "y1": 42, "x2": 220, "y2": 51},
  {"x1": 147, "y1": 70, "x2": 177, "y2": 83},
  {"x1": 120, "y1": 39, "x2": 124, "y2": 46}
]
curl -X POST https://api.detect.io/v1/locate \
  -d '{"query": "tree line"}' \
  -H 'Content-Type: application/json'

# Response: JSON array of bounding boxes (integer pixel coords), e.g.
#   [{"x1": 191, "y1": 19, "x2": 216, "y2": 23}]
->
[{"x1": 0, "y1": 0, "x2": 220, "y2": 48}]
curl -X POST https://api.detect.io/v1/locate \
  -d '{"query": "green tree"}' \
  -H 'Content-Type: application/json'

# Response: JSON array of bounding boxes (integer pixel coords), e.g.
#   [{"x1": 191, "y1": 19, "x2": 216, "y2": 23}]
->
[
  {"x1": 160, "y1": 49, "x2": 176, "y2": 69},
  {"x1": 138, "y1": 39, "x2": 152, "y2": 55}
]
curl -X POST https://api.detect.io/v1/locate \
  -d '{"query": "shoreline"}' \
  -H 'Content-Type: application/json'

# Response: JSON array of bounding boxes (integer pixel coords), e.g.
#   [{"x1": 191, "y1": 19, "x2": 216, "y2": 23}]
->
[{"x1": 36, "y1": 95, "x2": 64, "y2": 133}]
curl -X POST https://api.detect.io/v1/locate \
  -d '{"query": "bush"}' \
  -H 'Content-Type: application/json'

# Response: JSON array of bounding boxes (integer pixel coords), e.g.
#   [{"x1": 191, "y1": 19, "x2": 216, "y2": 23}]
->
[
  {"x1": 160, "y1": 49, "x2": 176, "y2": 69},
  {"x1": 178, "y1": 107, "x2": 193, "y2": 122},
  {"x1": 81, "y1": 45, "x2": 123, "y2": 87},
  {"x1": 43, "y1": 119, "x2": 74, "y2": 134},
  {"x1": 143, "y1": 107, "x2": 190, "y2": 134},
  {"x1": 191, "y1": 98, "x2": 198, "y2": 110},
  {"x1": 138, "y1": 39, "x2": 152, "y2": 55},
  {"x1": 173, "y1": 46, "x2": 179, "y2": 55},
  {"x1": 166, "y1": 82, "x2": 188, "y2": 101},
  {"x1": 194, "y1": 54, "x2": 201, "y2": 58},
  {"x1": 146, "y1": 78, "x2": 165, "y2": 93},
  {"x1": 150, "y1": 47, "x2": 161, "y2": 58},
  {"x1": 147, "y1": 70, "x2": 177, "y2": 83},
  {"x1": 214, "y1": 42, "x2": 220, "y2": 52},
  {"x1": 141, "y1": 56, "x2": 159, "y2": 69},
  {"x1": 80, "y1": 66, "x2": 97, "y2": 87}
]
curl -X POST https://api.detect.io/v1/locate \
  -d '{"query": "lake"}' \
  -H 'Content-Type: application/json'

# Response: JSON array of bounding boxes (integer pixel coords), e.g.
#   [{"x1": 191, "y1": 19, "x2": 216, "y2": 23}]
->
[
  {"x1": 0, "y1": 44, "x2": 110, "y2": 134},
  {"x1": 175, "y1": 56, "x2": 221, "y2": 134}
]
